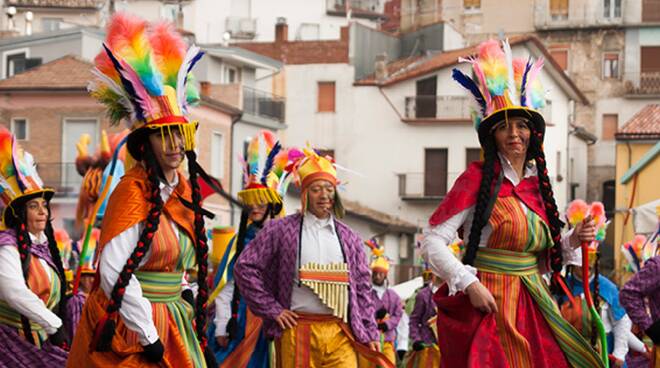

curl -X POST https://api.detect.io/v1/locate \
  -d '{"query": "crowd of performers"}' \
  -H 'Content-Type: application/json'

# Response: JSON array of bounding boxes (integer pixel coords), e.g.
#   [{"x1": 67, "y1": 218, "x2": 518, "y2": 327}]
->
[{"x1": 0, "y1": 11, "x2": 657, "y2": 368}]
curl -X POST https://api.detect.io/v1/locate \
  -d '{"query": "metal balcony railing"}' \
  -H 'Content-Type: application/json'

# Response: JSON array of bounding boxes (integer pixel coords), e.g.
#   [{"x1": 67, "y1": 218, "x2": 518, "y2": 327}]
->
[
  {"x1": 624, "y1": 72, "x2": 660, "y2": 95},
  {"x1": 37, "y1": 162, "x2": 82, "y2": 198},
  {"x1": 404, "y1": 95, "x2": 471, "y2": 120},
  {"x1": 225, "y1": 16, "x2": 257, "y2": 40},
  {"x1": 533, "y1": 0, "x2": 625, "y2": 29},
  {"x1": 242, "y1": 86, "x2": 286, "y2": 122},
  {"x1": 397, "y1": 172, "x2": 461, "y2": 201}
]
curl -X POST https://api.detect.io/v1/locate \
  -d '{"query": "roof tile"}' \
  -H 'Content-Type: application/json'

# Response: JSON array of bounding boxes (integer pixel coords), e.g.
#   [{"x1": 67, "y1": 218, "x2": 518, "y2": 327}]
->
[
  {"x1": 0, "y1": 55, "x2": 92, "y2": 90},
  {"x1": 616, "y1": 104, "x2": 660, "y2": 140}
]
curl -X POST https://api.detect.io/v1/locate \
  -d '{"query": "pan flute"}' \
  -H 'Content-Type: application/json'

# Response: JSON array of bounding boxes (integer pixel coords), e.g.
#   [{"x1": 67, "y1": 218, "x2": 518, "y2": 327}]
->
[{"x1": 299, "y1": 262, "x2": 350, "y2": 323}]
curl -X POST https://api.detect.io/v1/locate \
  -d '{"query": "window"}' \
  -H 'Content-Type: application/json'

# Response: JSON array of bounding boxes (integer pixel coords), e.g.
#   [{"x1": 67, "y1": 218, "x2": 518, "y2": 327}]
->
[
  {"x1": 223, "y1": 65, "x2": 239, "y2": 83},
  {"x1": 161, "y1": 4, "x2": 178, "y2": 22},
  {"x1": 602, "y1": 52, "x2": 620, "y2": 79},
  {"x1": 603, "y1": 0, "x2": 621, "y2": 18},
  {"x1": 211, "y1": 132, "x2": 224, "y2": 178},
  {"x1": 464, "y1": 0, "x2": 480, "y2": 9},
  {"x1": 424, "y1": 148, "x2": 448, "y2": 197},
  {"x1": 41, "y1": 18, "x2": 63, "y2": 32},
  {"x1": 11, "y1": 118, "x2": 27, "y2": 140},
  {"x1": 317, "y1": 82, "x2": 336, "y2": 112},
  {"x1": 466, "y1": 148, "x2": 481, "y2": 168},
  {"x1": 642, "y1": 0, "x2": 660, "y2": 22},
  {"x1": 550, "y1": 0, "x2": 569, "y2": 19},
  {"x1": 602, "y1": 114, "x2": 618, "y2": 140},
  {"x1": 549, "y1": 45, "x2": 569, "y2": 71},
  {"x1": 4, "y1": 51, "x2": 27, "y2": 78}
]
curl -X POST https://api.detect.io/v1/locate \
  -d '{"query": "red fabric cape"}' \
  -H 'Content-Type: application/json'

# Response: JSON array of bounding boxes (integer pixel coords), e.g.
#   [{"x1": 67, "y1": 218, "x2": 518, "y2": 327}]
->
[{"x1": 428, "y1": 161, "x2": 549, "y2": 227}]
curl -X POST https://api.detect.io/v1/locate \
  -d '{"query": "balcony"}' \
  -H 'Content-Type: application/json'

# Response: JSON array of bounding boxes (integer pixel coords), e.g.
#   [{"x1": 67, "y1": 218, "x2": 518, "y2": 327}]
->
[
  {"x1": 326, "y1": 0, "x2": 387, "y2": 20},
  {"x1": 624, "y1": 72, "x2": 660, "y2": 96},
  {"x1": 242, "y1": 86, "x2": 286, "y2": 122},
  {"x1": 534, "y1": 0, "x2": 624, "y2": 30},
  {"x1": 38, "y1": 163, "x2": 82, "y2": 198},
  {"x1": 403, "y1": 95, "x2": 471, "y2": 123},
  {"x1": 397, "y1": 172, "x2": 460, "y2": 202},
  {"x1": 225, "y1": 16, "x2": 257, "y2": 40}
]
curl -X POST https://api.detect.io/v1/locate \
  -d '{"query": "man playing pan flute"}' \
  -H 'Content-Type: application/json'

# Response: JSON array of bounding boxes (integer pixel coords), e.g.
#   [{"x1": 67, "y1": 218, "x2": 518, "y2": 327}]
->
[{"x1": 234, "y1": 148, "x2": 393, "y2": 367}]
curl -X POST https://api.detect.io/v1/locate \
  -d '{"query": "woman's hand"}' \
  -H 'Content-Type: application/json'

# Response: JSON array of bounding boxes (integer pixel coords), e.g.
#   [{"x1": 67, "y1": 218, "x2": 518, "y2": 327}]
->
[
  {"x1": 275, "y1": 309, "x2": 299, "y2": 330},
  {"x1": 368, "y1": 341, "x2": 380, "y2": 352},
  {"x1": 466, "y1": 281, "x2": 498, "y2": 314},
  {"x1": 570, "y1": 215, "x2": 596, "y2": 248}
]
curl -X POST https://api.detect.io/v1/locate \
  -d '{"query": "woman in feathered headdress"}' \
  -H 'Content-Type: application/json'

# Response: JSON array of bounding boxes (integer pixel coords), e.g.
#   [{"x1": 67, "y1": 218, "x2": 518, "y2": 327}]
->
[
  {"x1": 67, "y1": 13, "x2": 234, "y2": 367},
  {"x1": 207, "y1": 130, "x2": 289, "y2": 367},
  {"x1": 0, "y1": 127, "x2": 69, "y2": 366},
  {"x1": 422, "y1": 39, "x2": 604, "y2": 367}
]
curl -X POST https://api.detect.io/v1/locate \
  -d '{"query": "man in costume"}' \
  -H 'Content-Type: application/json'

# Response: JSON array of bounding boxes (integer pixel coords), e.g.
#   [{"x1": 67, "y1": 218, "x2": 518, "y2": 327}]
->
[
  {"x1": 422, "y1": 39, "x2": 604, "y2": 367},
  {"x1": 0, "y1": 127, "x2": 68, "y2": 366},
  {"x1": 208, "y1": 130, "x2": 289, "y2": 367},
  {"x1": 557, "y1": 244, "x2": 634, "y2": 367},
  {"x1": 67, "y1": 12, "x2": 228, "y2": 367},
  {"x1": 406, "y1": 264, "x2": 441, "y2": 368},
  {"x1": 364, "y1": 237, "x2": 402, "y2": 366},
  {"x1": 234, "y1": 148, "x2": 394, "y2": 367},
  {"x1": 621, "y1": 252, "x2": 660, "y2": 368}
]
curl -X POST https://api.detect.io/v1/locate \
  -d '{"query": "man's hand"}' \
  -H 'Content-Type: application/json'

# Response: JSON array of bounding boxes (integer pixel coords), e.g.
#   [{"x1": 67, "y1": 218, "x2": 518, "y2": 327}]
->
[
  {"x1": 466, "y1": 281, "x2": 498, "y2": 314},
  {"x1": 275, "y1": 309, "x2": 299, "y2": 330},
  {"x1": 570, "y1": 215, "x2": 596, "y2": 248},
  {"x1": 216, "y1": 335, "x2": 229, "y2": 348},
  {"x1": 368, "y1": 341, "x2": 380, "y2": 352}
]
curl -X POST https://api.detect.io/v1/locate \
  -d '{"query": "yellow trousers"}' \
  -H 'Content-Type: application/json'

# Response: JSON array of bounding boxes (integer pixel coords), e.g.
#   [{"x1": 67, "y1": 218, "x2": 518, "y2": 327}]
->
[
  {"x1": 358, "y1": 341, "x2": 395, "y2": 367},
  {"x1": 405, "y1": 346, "x2": 441, "y2": 368},
  {"x1": 276, "y1": 314, "x2": 394, "y2": 368}
]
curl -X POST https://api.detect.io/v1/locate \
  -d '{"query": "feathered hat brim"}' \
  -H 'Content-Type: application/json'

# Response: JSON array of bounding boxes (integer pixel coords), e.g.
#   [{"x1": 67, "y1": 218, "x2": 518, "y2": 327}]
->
[
  {"x1": 477, "y1": 107, "x2": 545, "y2": 147},
  {"x1": 2, "y1": 188, "x2": 55, "y2": 229}
]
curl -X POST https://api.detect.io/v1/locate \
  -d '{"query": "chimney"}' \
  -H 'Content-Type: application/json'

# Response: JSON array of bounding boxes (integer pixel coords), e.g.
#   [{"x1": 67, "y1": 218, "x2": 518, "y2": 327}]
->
[
  {"x1": 24, "y1": 11, "x2": 33, "y2": 36},
  {"x1": 340, "y1": 25, "x2": 349, "y2": 42},
  {"x1": 375, "y1": 53, "x2": 388, "y2": 82},
  {"x1": 275, "y1": 17, "x2": 288, "y2": 43},
  {"x1": 200, "y1": 81, "x2": 211, "y2": 97}
]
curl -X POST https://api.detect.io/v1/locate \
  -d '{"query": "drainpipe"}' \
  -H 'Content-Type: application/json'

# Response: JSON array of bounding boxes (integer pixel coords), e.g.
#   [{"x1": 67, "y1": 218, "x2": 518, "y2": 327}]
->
[{"x1": 229, "y1": 112, "x2": 242, "y2": 226}]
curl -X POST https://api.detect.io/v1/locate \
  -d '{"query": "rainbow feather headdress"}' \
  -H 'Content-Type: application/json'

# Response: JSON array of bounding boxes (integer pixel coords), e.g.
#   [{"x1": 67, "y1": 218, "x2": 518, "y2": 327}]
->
[
  {"x1": 238, "y1": 130, "x2": 290, "y2": 209},
  {"x1": 89, "y1": 12, "x2": 204, "y2": 159},
  {"x1": 78, "y1": 228, "x2": 100, "y2": 275},
  {"x1": 565, "y1": 200, "x2": 609, "y2": 267},
  {"x1": 365, "y1": 237, "x2": 390, "y2": 273},
  {"x1": 452, "y1": 39, "x2": 547, "y2": 145},
  {"x1": 0, "y1": 127, "x2": 54, "y2": 230}
]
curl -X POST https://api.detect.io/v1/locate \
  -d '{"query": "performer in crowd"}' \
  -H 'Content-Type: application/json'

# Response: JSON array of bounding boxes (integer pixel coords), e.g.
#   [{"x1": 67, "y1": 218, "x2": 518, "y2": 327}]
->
[
  {"x1": 234, "y1": 148, "x2": 393, "y2": 367},
  {"x1": 557, "y1": 244, "x2": 633, "y2": 367},
  {"x1": 0, "y1": 127, "x2": 68, "y2": 366},
  {"x1": 422, "y1": 39, "x2": 604, "y2": 367},
  {"x1": 208, "y1": 130, "x2": 288, "y2": 367},
  {"x1": 620, "y1": 254, "x2": 660, "y2": 368},
  {"x1": 406, "y1": 264, "x2": 440, "y2": 368},
  {"x1": 363, "y1": 237, "x2": 403, "y2": 366},
  {"x1": 67, "y1": 12, "x2": 224, "y2": 367}
]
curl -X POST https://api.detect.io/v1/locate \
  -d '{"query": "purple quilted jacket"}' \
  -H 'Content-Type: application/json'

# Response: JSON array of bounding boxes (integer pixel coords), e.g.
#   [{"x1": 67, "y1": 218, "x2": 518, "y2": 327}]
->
[
  {"x1": 409, "y1": 286, "x2": 437, "y2": 344},
  {"x1": 233, "y1": 213, "x2": 379, "y2": 344}
]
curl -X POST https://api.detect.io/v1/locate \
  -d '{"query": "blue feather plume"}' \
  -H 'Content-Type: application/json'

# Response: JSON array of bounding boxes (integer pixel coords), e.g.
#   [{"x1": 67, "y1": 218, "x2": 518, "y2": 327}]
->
[
  {"x1": 261, "y1": 142, "x2": 281, "y2": 185},
  {"x1": 103, "y1": 44, "x2": 145, "y2": 122},
  {"x1": 452, "y1": 68, "x2": 487, "y2": 116},
  {"x1": 520, "y1": 57, "x2": 532, "y2": 107},
  {"x1": 183, "y1": 51, "x2": 204, "y2": 87}
]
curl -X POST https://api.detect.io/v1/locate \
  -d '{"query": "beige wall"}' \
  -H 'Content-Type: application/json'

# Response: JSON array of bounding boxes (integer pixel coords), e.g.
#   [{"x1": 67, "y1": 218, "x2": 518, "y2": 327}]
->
[{"x1": 614, "y1": 141, "x2": 660, "y2": 283}]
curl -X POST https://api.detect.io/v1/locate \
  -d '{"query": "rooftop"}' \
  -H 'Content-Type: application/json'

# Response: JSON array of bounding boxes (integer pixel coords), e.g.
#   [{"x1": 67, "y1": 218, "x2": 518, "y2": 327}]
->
[
  {"x1": 616, "y1": 104, "x2": 660, "y2": 140},
  {"x1": 0, "y1": 55, "x2": 92, "y2": 91},
  {"x1": 6, "y1": 0, "x2": 104, "y2": 9},
  {"x1": 343, "y1": 198, "x2": 419, "y2": 233}
]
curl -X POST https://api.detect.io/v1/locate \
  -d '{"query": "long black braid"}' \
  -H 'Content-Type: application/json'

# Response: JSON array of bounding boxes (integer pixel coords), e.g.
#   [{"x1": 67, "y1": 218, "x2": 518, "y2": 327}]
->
[
  {"x1": 462, "y1": 136, "x2": 498, "y2": 266},
  {"x1": 94, "y1": 144, "x2": 164, "y2": 351},
  {"x1": 591, "y1": 251, "x2": 601, "y2": 346},
  {"x1": 185, "y1": 150, "x2": 211, "y2": 350},
  {"x1": 528, "y1": 130, "x2": 564, "y2": 273},
  {"x1": 13, "y1": 213, "x2": 36, "y2": 344},
  {"x1": 44, "y1": 215, "x2": 68, "y2": 339}
]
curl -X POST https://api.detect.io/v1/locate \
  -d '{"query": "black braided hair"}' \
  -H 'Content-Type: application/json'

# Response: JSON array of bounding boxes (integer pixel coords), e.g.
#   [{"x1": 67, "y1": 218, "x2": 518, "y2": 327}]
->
[
  {"x1": 462, "y1": 136, "x2": 498, "y2": 266},
  {"x1": 12, "y1": 209, "x2": 36, "y2": 344},
  {"x1": 94, "y1": 143, "x2": 164, "y2": 351},
  {"x1": 185, "y1": 150, "x2": 210, "y2": 350},
  {"x1": 44, "y1": 212, "x2": 68, "y2": 338},
  {"x1": 528, "y1": 130, "x2": 564, "y2": 273}
]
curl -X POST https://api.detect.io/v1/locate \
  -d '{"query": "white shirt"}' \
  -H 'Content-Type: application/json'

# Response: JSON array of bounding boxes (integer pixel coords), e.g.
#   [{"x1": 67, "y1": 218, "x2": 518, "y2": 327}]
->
[
  {"x1": 99, "y1": 174, "x2": 182, "y2": 345},
  {"x1": 422, "y1": 154, "x2": 580, "y2": 295},
  {"x1": 290, "y1": 212, "x2": 345, "y2": 314},
  {"x1": 214, "y1": 279, "x2": 234, "y2": 337},
  {"x1": 0, "y1": 232, "x2": 62, "y2": 334},
  {"x1": 396, "y1": 312, "x2": 410, "y2": 351}
]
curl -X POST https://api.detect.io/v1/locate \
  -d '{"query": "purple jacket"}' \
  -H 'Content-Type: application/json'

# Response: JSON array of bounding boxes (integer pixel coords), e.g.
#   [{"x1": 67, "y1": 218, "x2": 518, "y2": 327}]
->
[
  {"x1": 409, "y1": 286, "x2": 437, "y2": 344},
  {"x1": 620, "y1": 255, "x2": 660, "y2": 331},
  {"x1": 233, "y1": 213, "x2": 379, "y2": 343},
  {"x1": 372, "y1": 288, "x2": 402, "y2": 342}
]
